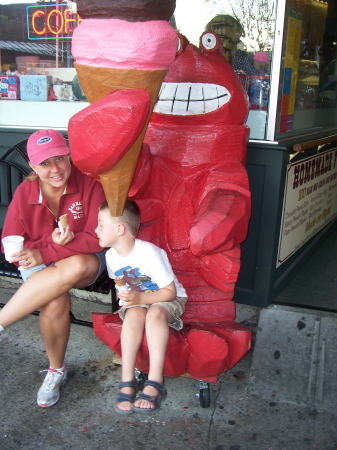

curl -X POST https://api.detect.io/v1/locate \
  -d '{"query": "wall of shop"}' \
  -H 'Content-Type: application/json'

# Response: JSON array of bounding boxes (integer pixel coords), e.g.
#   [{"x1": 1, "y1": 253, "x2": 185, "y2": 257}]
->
[{"x1": 235, "y1": 137, "x2": 337, "y2": 307}]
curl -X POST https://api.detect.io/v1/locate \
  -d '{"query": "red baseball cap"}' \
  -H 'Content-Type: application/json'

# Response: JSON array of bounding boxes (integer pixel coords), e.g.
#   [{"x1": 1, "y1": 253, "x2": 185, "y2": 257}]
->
[{"x1": 27, "y1": 129, "x2": 70, "y2": 165}]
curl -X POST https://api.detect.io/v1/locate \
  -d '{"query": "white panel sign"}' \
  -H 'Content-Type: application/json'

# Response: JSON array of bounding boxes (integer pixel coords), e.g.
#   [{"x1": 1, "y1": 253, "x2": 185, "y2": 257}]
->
[{"x1": 277, "y1": 148, "x2": 337, "y2": 267}]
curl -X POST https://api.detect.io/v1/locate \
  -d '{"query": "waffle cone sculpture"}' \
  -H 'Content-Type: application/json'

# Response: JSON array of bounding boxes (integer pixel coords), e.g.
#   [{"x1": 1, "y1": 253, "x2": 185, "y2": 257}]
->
[
  {"x1": 72, "y1": 66, "x2": 166, "y2": 215},
  {"x1": 68, "y1": 1, "x2": 177, "y2": 216}
]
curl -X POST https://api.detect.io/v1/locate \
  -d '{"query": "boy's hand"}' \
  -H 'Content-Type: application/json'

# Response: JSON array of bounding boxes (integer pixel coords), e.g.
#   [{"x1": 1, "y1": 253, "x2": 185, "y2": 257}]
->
[
  {"x1": 117, "y1": 282, "x2": 176, "y2": 306},
  {"x1": 118, "y1": 289, "x2": 141, "y2": 306}
]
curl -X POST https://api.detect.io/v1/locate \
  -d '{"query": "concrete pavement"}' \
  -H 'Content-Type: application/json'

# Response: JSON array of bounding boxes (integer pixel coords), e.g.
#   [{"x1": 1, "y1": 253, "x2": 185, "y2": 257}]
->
[{"x1": 1, "y1": 270, "x2": 337, "y2": 449}]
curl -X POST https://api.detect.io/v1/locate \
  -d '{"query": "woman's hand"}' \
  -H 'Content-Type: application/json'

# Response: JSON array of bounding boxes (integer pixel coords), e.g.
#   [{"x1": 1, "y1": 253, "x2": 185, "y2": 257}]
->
[
  {"x1": 9, "y1": 248, "x2": 43, "y2": 268},
  {"x1": 52, "y1": 226, "x2": 74, "y2": 246}
]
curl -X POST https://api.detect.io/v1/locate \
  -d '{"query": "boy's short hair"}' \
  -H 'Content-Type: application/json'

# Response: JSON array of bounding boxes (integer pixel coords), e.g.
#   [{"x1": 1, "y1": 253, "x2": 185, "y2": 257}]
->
[{"x1": 99, "y1": 198, "x2": 140, "y2": 237}]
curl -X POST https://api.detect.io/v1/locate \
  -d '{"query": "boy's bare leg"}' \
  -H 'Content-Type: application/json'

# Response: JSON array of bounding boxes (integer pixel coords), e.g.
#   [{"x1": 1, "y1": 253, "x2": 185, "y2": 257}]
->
[
  {"x1": 117, "y1": 307, "x2": 146, "y2": 412},
  {"x1": 39, "y1": 293, "x2": 71, "y2": 369},
  {"x1": 133, "y1": 305, "x2": 171, "y2": 410},
  {"x1": 0, "y1": 254, "x2": 99, "y2": 328}
]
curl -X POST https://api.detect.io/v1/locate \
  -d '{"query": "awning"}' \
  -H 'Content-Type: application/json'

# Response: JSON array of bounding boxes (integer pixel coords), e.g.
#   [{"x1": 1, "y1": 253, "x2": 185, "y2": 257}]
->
[{"x1": 0, "y1": 40, "x2": 59, "y2": 56}]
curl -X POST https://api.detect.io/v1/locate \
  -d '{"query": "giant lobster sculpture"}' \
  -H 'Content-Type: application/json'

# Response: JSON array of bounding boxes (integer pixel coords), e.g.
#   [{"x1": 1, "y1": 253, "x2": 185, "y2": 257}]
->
[{"x1": 68, "y1": 0, "x2": 252, "y2": 393}]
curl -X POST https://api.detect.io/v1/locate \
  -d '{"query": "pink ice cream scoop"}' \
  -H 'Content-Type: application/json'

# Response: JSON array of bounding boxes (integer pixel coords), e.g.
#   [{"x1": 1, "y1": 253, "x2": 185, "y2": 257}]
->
[{"x1": 72, "y1": 19, "x2": 177, "y2": 70}]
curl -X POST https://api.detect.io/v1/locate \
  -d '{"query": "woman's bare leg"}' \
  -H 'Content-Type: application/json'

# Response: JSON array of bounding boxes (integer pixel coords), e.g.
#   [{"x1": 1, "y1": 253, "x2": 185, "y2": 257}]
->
[
  {"x1": 39, "y1": 293, "x2": 71, "y2": 369},
  {"x1": 0, "y1": 254, "x2": 99, "y2": 328},
  {"x1": 0, "y1": 254, "x2": 100, "y2": 408}
]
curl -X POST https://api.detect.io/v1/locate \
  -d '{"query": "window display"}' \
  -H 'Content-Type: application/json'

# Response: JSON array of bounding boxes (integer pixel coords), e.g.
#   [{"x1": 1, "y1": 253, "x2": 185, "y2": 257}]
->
[
  {"x1": 0, "y1": 1, "x2": 79, "y2": 101},
  {"x1": 0, "y1": 0, "x2": 336, "y2": 140},
  {"x1": 275, "y1": 0, "x2": 337, "y2": 139},
  {"x1": 174, "y1": 0, "x2": 277, "y2": 140}
]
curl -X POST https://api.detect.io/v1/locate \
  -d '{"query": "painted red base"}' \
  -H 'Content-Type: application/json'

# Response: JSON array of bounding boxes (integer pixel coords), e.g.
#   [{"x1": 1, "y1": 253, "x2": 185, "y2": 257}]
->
[{"x1": 92, "y1": 313, "x2": 252, "y2": 383}]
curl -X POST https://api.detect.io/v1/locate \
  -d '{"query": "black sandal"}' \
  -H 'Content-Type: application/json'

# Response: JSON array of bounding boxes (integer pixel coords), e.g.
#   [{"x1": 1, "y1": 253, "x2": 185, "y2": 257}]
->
[
  {"x1": 132, "y1": 380, "x2": 167, "y2": 413},
  {"x1": 114, "y1": 380, "x2": 138, "y2": 415}
]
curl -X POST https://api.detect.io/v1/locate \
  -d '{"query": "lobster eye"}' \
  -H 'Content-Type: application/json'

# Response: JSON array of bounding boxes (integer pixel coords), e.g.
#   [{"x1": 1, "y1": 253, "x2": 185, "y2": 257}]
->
[
  {"x1": 177, "y1": 36, "x2": 182, "y2": 52},
  {"x1": 176, "y1": 34, "x2": 189, "y2": 56},
  {"x1": 200, "y1": 32, "x2": 221, "y2": 52}
]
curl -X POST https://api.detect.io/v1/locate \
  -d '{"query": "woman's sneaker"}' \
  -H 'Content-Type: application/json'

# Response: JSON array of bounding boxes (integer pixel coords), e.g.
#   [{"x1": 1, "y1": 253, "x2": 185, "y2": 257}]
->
[{"x1": 37, "y1": 367, "x2": 67, "y2": 407}]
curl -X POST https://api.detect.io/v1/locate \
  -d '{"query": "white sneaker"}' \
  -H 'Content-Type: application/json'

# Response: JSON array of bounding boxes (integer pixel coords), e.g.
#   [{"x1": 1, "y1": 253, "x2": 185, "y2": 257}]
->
[{"x1": 37, "y1": 367, "x2": 67, "y2": 408}]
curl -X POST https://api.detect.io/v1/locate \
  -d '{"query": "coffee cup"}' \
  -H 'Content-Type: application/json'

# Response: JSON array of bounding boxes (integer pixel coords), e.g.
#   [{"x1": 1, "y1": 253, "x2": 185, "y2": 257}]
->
[{"x1": 1, "y1": 235, "x2": 24, "y2": 262}]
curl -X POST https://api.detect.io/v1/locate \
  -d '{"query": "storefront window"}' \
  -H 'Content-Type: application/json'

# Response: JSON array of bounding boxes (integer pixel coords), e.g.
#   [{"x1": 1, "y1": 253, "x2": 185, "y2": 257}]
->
[
  {"x1": 0, "y1": 1, "x2": 277, "y2": 114},
  {"x1": 0, "y1": 1, "x2": 82, "y2": 102},
  {"x1": 174, "y1": 0, "x2": 277, "y2": 140},
  {"x1": 175, "y1": 0, "x2": 337, "y2": 141},
  {"x1": 275, "y1": 0, "x2": 337, "y2": 139},
  {"x1": 2, "y1": 0, "x2": 335, "y2": 140}
]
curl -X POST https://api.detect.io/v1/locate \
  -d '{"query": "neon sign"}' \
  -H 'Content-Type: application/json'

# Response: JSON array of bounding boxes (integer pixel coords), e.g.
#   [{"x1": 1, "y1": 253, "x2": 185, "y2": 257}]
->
[{"x1": 27, "y1": 3, "x2": 82, "y2": 40}]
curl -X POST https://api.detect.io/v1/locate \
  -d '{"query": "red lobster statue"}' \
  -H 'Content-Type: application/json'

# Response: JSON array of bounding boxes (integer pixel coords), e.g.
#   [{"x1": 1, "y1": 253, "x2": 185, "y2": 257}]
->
[{"x1": 91, "y1": 31, "x2": 252, "y2": 384}]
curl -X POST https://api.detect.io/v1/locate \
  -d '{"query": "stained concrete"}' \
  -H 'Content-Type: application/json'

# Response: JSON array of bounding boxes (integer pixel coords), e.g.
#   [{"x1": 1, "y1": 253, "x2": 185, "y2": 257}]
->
[{"x1": 1, "y1": 244, "x2": 337, "y2": 449}]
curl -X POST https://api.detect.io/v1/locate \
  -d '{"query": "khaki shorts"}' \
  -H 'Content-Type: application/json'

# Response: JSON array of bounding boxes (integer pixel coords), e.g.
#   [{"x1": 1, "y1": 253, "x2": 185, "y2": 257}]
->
[{"x1": 118, "y1": 296, "x2": 188, "y2": 331}]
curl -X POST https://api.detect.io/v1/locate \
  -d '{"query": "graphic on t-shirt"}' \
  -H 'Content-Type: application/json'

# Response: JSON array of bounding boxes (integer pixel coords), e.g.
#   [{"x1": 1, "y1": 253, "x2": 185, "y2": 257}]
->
[{"x1": 115, "y1": 266, "x2": 159, "y2": 292}]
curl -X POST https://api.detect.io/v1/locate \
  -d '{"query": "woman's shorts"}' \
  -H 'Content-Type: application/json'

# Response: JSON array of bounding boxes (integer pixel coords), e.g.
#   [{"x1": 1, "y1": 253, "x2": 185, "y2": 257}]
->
[
  {"x1": 19, "y1": 250, "x2": 107, "y2": 284},
  {"x1": 118, "y1": 296, "x2": 188, "y2": 331}
]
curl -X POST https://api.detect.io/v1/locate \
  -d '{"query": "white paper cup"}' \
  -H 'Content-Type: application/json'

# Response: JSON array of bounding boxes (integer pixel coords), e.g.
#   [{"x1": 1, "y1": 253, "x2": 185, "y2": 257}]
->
[{"x1": 2, "y1": 235, "x2": 24, "y2": 261}]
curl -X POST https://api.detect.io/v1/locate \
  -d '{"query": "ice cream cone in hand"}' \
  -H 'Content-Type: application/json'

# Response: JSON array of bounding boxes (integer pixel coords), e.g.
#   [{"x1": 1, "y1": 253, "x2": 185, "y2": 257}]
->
[
  {"x1": 58, "y1": 214, "x2": 68, "y2": 236},
  {"x1": 59, "y1": 214, "x2": 68, "y2": 228}
]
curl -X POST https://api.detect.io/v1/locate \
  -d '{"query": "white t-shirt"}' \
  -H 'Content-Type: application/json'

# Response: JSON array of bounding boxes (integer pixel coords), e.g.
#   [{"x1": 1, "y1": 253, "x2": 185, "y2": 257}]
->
[{"x1": 106, "y1": 239, "x2": 186, "y2": 298}]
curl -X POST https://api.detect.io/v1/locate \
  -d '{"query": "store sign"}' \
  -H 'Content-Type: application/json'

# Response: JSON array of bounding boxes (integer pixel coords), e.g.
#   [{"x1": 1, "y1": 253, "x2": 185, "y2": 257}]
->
[
  {"x1": 277, "y1": 149, "x2": 337, "y2": 267},
  {"x1": 27, "y1": 3, "x2": 82, "y2": 40}
]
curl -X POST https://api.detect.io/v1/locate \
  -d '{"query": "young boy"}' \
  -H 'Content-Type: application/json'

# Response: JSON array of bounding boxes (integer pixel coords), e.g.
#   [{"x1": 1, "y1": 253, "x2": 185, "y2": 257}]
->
[{"x1": 95, "y1": 199, "x2": 187, "y2": 414}]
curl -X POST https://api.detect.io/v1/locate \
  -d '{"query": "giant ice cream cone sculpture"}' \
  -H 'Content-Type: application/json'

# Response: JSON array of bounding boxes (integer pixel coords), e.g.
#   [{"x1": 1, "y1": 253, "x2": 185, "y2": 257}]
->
[{"x1": 68, "y1": 1, "x2": 177, "y2": 216}]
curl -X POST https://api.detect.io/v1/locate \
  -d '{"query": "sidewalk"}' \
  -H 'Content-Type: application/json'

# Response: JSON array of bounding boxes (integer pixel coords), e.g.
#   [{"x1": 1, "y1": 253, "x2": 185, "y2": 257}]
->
[{"x1": 1, "y1": 248, "x2": 337, "y2": 449}]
